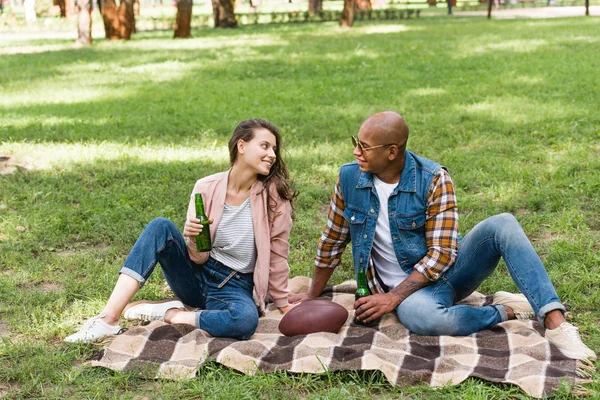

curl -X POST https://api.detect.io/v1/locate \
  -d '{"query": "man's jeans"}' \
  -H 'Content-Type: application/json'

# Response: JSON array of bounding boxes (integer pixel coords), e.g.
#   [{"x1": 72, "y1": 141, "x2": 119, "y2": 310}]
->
[
  {"x1": 396, "y1": 213, "x2": 565, "y2": 336},
  {"x1": 119, "y1": 218, "x2": 259, "y2": 340}
]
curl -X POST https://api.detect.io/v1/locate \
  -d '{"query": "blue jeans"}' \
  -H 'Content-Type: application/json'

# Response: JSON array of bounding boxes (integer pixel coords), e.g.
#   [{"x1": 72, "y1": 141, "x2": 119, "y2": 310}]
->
[
  {"x1": 119, "y1": 218, "x2": 259, "y2": 340},
  {"x1": 396, "y1": 213, "x2": 565, "y2": 336}
]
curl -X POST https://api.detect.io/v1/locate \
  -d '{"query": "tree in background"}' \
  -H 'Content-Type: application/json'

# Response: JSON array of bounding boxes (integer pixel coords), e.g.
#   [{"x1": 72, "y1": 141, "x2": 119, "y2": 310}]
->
[
  {"x1": 174, "y1": 0, "x2": 192, "y2": 37},
  {"x1": 340, "y1": 0, "x2": 354, "y2": 27},
  {"x1": 308, "y1": 0, "x2": 322, "y2": 14},
  {"x1": 100, "y1": 0, "x2": 135, "y2": 39},
  {"x1": 76, "y1": 0, "x2": 93, "y2": 45},
  {"x1": 54, "y1": 0, "x2": 67, "y2": 17},
  {"x1": 211, "y1": 0, "x2": 237, "y2": 28},
  {"x1": 355, "y1": 0, "x2": 371, "y2": 9}
]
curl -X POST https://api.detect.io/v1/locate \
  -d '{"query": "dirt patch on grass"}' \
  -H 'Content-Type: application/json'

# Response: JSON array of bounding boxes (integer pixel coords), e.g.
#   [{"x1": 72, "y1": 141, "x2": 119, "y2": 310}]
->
[
  {"x1": 0, "y1": 155, "x2": 34, "y2": 176},
  {"x1": 40, "y1": 282, "x2": 63, "y2": 293},
  {"x1": 0, "y1": 320, "x2": 10, "y2": 336}
]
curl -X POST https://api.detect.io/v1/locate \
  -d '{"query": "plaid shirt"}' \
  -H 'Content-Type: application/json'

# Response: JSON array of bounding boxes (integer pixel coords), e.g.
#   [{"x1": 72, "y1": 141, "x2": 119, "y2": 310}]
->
[{"x1": 315, "y1": 168, "x2": 459, "y2": 293}]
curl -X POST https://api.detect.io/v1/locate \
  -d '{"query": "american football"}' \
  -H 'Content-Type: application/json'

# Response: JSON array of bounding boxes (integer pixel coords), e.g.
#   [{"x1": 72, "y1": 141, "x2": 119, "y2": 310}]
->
[{"x1": 279, "y1": 299, "x2": 349, "y2": 336}]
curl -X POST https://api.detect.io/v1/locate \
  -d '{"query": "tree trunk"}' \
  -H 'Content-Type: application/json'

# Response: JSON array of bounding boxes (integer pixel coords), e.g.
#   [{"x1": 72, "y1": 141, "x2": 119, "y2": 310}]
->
[
  {"x1": 56, "y1": 0, "x2": 67, "y2": 17},
  {"x1": 118, "y1": 0, "x2": 135, "y2": 39},
  {"x1": 308, "y1": 0, "x2": 322, "y2": 14},
  {"x1": 100, "y1": 0, "x2": 135, "y2": 40},
  {"x1": 355, "y1": 0, "x2": 371, "y2": 10},
  {"x1": 211, "y1": 0, "x2": 237, "y2": 28},
  {"x1": 174, "y1": 0, "x2": 192, "y2": 38},
  {"x1": 340, "y1": 0, "x2": 354, "y2": 27},
  {"x1": 487, "y1": 0, "x2": 492, "y2": 19},
  {"x1": 585, "y1": 0, "x2": 589, "y2": 16},
  {"x1": 76, "y1": 0, "x2": 93, "y2": 45}
]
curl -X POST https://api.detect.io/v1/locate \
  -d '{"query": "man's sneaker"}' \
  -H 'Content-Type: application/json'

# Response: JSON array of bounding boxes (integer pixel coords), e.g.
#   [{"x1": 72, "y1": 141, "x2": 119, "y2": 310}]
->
[
  {"x1": 545, "y1": 322, "x2": 597, "y2": 361},
  {"x1": 122, "y1": 299, "x2": 185, "y2": 322},
  {"x1": 493, "y1": 291, "x2": 536, "y2": 320},
  {"x1": 64, "y1": 315, "x2": 122, "y2": 343}
]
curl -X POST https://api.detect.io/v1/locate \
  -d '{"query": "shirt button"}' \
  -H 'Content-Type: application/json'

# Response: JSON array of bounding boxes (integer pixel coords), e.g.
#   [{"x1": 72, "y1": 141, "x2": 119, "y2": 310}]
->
[
  {"x1": 360, "y1": 258, "x2": 364, "y2": 263},
  {"x1": 370, "y1": 209, "x2": 375, "y2": 213},
  {"x1": 351, "y1": 215, "x2": 355, "y2": 221},
  {"x1": 363, "y1": 234, "x2": 367, "y2": 239},
  {"x1": 412, "y1": 221, "x2": 416, "y2": 227},
  {"x1": 433, "y1": 273, "x2": 439, "y2": 278}
]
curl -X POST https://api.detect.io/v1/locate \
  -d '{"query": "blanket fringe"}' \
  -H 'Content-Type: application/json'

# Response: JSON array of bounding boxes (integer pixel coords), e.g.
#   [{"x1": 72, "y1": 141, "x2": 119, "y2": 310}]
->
[
  {"x1": 572, "y1": 384, "x2": 592, "y2": 397},
  {"x1": 575, "y1": 360, "x2": 596, "y2": 379}
]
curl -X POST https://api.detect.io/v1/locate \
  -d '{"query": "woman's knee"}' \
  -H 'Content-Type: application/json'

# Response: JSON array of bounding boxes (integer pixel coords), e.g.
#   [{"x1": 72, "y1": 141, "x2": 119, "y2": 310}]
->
[
  {"x1": 146, "y1": 217, "x2": 177, "y2": 233},
  {"x1": 229, "y1": 308, "x2": 259, "y2": 340}
]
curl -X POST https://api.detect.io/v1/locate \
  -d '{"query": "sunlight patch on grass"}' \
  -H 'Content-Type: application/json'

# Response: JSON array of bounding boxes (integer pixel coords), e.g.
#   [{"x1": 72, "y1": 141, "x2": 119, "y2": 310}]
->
[
  {"x1": 0, "y1": 43, "x2": 76, "y2": 55},
  {"x1": 511, "y1": 75, "x2": 545, "y2": 85},
  {"x1": 358, "y1": 25, "x2": 412, "y2": 34},
  {"x1": 456, "y1": 39, "x2": 548, "y2": 57},
  {"x1": 0, "y1": 86, "x2": 127, "y2": 107},
  {"x1": 60, "y1": 60, "x2": 192, "y2": 83},
  {"x1": 0, "y1": 142, "x2": 228, "y2": 171},
  {"x1": 406, "y1": 87, "x2": 447, "y2": 97},
  {"x1": 456, "y1": 96, "x2": 578, "y2": 124},
  {"x1": 302, "y1": 23, "x2": 423, "y2": 38},
  {"x1": 123, "y1": 35, "x2": 289, "y2": 51}
]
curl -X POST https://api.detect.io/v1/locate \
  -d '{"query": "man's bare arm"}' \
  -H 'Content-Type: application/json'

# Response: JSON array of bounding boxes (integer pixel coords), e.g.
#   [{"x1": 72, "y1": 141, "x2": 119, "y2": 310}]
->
[
  {"x1": 388, "y1": 270, "x2": 431, "y2": 305},
  {"x1": 288, "y1": 266, "x2": 335, "y2": 304}
]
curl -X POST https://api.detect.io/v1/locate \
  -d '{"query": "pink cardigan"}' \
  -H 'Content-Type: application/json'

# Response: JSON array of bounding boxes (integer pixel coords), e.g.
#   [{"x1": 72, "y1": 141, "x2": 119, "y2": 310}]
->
[{"x1": 185, "y1": 170, "x2": 291, "y2": 312}]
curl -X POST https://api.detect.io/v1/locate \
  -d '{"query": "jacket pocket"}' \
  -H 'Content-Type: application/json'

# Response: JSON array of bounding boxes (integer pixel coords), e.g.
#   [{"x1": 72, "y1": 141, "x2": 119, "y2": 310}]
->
[
  {"x1": 394, "y1": 213, "x2": 427, "y2": 253},
  {"x1": 343, "y1": 207, "x2": 367, "y2": 247}
]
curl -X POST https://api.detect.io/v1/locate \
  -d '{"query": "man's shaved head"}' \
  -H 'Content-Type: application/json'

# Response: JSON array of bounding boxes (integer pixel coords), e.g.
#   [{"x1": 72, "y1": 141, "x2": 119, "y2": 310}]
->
[{"x1": 359, "y1": 111, "x2": 409, "y2": 149}]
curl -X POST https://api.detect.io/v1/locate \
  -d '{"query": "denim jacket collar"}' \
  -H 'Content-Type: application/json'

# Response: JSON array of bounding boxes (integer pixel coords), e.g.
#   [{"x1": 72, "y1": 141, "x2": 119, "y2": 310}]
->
[{"x1": 355, "y1": 151, "x2": 417, "y2": 193}]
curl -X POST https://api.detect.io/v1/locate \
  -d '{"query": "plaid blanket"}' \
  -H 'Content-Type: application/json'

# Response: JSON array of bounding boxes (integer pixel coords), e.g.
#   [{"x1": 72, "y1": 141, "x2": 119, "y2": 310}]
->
[{"x1": 90, "y1": 277, "x2": 594, "y2": 398}]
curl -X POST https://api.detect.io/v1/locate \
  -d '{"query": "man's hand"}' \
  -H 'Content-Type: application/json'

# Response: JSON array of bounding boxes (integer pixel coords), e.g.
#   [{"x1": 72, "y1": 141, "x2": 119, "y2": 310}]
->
[
  {"x1": 355, "y1": 271, "x2": 432, "y2": 324},
  {"x1": 288, "y1": 292, "x2": 317, "y2": 304},
  {"x1": 354, "y1": 293, "x2": 400, "y2": 324}
]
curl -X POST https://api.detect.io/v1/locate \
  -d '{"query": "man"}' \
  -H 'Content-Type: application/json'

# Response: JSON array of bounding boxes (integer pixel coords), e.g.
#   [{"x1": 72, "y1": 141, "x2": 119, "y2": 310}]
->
[{"x1": 290, "y1": 111, "x2": 596, "y2": 362}]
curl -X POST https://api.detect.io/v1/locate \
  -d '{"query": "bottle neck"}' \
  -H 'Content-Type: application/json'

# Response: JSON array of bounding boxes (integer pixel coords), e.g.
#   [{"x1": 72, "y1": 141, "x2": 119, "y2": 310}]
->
[
  {"x1": 195, "y1": 194, "x2": 205, "y2": 216},
  {"x1": 357, "y1": 266, "x2": 368, "y2": 288}
]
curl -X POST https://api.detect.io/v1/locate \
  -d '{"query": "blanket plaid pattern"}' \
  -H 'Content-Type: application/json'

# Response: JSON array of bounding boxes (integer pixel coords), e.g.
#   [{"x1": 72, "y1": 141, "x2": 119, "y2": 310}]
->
[{"x1": 90, "y1": 277, "x2": 593, "y2": 398}]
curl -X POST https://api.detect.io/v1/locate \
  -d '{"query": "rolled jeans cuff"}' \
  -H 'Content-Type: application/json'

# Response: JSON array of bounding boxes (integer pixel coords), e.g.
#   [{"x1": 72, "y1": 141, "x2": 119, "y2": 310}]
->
[
  {"x1": 119, "y1": 267, "x2": 146, "y2": 287},
  {"x1": 493, "y1": 304, "x2": 508, "y2": 322},
  {"x1": 195, "y1": 310, "x2": 202, "y2": 328},
  {"x1": 538, "y1": 302, "x2": 566, "y2": 328}
]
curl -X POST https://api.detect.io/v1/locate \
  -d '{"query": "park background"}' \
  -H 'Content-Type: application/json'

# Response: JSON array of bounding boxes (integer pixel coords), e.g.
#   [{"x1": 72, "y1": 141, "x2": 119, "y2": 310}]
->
[{"x1": 1, "y1": 1, "x2": 600, "y2": 398}]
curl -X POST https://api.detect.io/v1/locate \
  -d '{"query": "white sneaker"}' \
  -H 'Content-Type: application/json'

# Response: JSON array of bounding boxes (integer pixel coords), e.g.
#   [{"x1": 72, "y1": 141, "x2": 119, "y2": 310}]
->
[
  {"x1": 64, "y1": 315, "x2": 122, "y2": 343},
  {"x1": 122, "y1": 299, "x2": 185, "y2": 322},
  {"x1": 493, "y1": 291, "x2": 535, "y2": 320},
  {"x1": 545, "y1": 322, "x2": 597, "y2": 361}
]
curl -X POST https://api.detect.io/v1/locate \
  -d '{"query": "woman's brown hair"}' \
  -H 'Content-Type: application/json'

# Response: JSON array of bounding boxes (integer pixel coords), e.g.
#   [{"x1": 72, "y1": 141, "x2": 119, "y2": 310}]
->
[{"x1": 228, "y1": 119, "x2": 297, "y2": 213}]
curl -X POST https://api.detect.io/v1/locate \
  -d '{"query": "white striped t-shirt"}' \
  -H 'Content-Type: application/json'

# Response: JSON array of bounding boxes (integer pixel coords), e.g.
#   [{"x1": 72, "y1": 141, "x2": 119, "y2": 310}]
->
[{"x1": 210, "y1": 198, "x2": 256, "y2": 274}]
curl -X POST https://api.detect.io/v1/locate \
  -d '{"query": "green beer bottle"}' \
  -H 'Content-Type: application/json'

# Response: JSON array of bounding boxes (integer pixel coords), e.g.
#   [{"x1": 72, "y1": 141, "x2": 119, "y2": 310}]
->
[
  {"x1": 355, "y1": 265, "x2": 370, "y2": 302},
  {"x1": 354, "y1": 265, "x2": 379, "y2": 326},
  {"x1": 195, "y1": 193, "x2": 212, "y2": 252}
]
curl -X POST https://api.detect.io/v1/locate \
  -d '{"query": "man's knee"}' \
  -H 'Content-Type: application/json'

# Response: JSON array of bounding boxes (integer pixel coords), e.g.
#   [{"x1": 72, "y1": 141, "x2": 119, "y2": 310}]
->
[
  {"x1": 477, "y1": 213, "x2": 524, "y2": 241},
  {"x1": 397, "y1": 296, "x2": 464, "y2": 336}
]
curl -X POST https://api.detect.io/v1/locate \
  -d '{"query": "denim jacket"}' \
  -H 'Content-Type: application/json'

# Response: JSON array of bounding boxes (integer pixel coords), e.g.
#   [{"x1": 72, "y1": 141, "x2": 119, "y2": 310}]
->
[{"x1": 339, "y1": 151, "x2": 442, "y2": 277}]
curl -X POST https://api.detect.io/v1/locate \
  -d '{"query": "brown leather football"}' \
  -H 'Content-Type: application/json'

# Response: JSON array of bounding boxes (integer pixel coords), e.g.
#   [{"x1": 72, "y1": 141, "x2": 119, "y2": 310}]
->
[{"x1": 279, "y1": 299, "x2": 349, "y2": 336}]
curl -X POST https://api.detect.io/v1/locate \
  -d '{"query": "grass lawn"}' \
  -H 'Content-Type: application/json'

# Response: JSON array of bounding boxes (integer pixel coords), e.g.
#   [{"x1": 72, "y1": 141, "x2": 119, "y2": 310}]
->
[{"x1": 1, "y1": 16, "x2": 599, "y2": 399}]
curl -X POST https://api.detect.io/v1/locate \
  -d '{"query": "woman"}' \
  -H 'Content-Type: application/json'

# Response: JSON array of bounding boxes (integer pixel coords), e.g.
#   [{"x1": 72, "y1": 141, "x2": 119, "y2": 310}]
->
[{"x1": 65, "y1": 119, "x2": 296, "y2": 343}]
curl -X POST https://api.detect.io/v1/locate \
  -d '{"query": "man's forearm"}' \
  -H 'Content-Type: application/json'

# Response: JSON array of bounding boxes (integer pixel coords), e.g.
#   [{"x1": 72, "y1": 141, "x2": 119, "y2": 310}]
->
[
  {"x1": 388, "y1": 270, "x2": 431, "y2": 307},
  {"x1": 308, "y1": 266, "x2": 336, "y2": 298}
]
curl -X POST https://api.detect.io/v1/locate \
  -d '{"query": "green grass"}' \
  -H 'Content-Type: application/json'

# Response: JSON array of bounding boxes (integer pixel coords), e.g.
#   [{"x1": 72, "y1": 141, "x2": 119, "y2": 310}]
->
[{"x1": 1, "y1": 17, "x2": 599, "y2": 399}]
